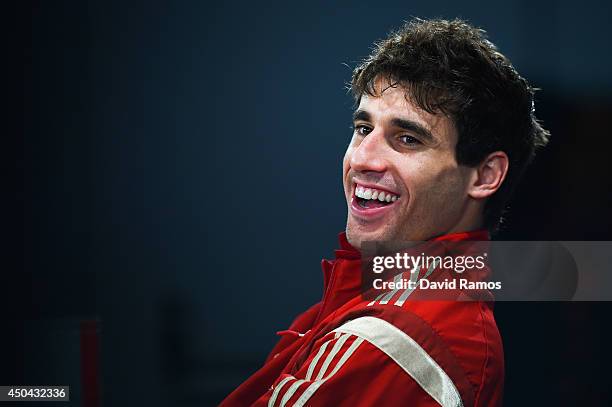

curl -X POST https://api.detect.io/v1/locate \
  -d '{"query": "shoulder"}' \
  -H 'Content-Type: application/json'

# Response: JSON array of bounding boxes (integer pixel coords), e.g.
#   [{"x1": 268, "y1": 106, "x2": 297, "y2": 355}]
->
[{"x1": 331, "y1": 299, "x2": 504, "y2": 406}]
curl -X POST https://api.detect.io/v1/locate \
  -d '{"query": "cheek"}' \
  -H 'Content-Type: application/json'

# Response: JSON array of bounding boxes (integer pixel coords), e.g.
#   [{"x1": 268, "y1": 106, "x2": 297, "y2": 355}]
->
[
  {"x1": 343, "y1": 135, "x2": 360, "y2": 167},
  {"x1": 342, "y1": 144, "x2": 355, "y2": 176},
  {"x1": 342, "y1": 147, "x2": 353, "y2": 194},
  {"x1": 342, "y1": 150, "x2": 350, "y2": 172},
  {"x1": 424, "y1": 167, "x2": 468, "y2": 214},
  {"x1": 402, "y1": 158, "x2": 464, "y2": 203}
]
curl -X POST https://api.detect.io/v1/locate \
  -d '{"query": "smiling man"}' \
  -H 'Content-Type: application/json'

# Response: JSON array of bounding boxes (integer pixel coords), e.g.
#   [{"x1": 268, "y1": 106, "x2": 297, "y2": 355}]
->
[
  {"x1": 346, "y1": 80, "x2": 502, "y2": 246},
  {"x1": 221, "y1": 18, "x2": 549, "y2": 406}
]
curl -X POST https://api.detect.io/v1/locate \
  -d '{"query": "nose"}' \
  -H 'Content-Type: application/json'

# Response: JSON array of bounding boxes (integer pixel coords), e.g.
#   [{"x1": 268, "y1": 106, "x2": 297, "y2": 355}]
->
[{"x1": 350, "y1": 128, "x2": 388, "y2": 173}]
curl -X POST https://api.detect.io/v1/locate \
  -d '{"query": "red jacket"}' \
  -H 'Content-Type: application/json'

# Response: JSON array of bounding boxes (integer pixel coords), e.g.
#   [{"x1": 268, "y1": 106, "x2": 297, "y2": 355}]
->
[{"x1": 221, "y1": 231, "x2": 504, "y2": 406}]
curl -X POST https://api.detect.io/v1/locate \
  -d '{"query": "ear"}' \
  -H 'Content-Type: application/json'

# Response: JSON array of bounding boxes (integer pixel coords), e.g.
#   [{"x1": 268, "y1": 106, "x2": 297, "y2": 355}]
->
[{"x1": 468, "y1": 151, "x2": 509, "y2": 200}]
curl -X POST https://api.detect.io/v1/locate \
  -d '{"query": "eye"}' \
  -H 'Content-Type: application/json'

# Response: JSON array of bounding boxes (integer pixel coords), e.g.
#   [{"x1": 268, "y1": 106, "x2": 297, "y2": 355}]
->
[
  {"x1": 399, "y1": 135, "x2": 421, "y2": 146},
  {"x1": 354, "y1": 124, "x2": 372, "y2": 136}
]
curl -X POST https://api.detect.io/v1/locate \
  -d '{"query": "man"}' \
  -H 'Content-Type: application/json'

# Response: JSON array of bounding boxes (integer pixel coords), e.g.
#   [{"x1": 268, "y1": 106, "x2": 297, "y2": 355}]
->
[{"x1": 221, "y1": 18, "x2": 549, "y2": 406}]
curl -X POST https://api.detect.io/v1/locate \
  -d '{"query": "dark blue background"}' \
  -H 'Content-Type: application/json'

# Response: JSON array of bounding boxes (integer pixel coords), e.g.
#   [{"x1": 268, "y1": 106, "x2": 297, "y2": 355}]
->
[{"x1": 17, "y1": 0, "x2": 612, "y2": 405}]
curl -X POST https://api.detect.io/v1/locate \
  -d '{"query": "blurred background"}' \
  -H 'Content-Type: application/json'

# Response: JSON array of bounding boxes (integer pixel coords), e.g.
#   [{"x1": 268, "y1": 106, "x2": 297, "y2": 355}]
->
[{"x1": 14, "y1": 0, "x2": 612, "y2": 405}]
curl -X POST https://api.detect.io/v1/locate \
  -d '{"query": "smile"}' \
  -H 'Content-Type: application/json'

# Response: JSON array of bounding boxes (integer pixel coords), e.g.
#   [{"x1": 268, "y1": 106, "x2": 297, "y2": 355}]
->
[{"x1": 351, "y1": 183, "x2": 401, "y2": 220}]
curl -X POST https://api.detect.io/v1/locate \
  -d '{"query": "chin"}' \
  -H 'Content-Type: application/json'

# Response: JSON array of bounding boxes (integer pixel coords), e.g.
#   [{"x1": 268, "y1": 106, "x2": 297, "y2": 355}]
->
[{"x1": 346, "y1": 222, "x2": 392, "y2": 249}]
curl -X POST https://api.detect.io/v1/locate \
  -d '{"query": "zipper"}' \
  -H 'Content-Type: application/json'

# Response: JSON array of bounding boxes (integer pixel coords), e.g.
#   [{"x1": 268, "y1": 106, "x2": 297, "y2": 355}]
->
[{"x1": 312, "y1": 259, "x2": 339, "y2": 327}]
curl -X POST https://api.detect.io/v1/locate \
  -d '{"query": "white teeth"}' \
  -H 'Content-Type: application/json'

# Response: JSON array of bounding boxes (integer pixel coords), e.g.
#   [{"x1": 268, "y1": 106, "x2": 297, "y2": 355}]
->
[{"x1": 355, "y1": 185, "x2": 399, "y2": 202}]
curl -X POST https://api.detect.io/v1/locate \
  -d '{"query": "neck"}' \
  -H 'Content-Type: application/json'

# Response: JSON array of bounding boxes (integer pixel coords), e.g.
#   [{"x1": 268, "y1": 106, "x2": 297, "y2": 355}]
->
[{"x1": 445, "y1": 202, "x2": 485, "y2": 237}]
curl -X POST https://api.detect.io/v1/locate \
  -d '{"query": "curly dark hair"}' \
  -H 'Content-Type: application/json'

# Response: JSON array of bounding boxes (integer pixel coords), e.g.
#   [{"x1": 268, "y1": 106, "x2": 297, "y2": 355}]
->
[{"x1": 351, "y1": 18, "x2": 550, "y2": 231}]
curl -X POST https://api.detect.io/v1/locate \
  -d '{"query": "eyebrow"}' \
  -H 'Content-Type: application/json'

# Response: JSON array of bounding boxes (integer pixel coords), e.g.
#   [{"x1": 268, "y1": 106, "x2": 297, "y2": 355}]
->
[{"x1": 352, "y1": 109, "x2": 435, "y2": 143}]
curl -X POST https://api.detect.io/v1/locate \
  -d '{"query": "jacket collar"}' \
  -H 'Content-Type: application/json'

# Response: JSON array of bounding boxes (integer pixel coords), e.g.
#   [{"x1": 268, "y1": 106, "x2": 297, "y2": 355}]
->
[
  {"x1": 332, "y1": 229, "x2": 489, "y2": 260},
  {"x1": 321, "y1": 229, "x2": 490, "y2": 310},
  {"x1": 333, "y1": 232, "x2": 361, "y2": 260}
]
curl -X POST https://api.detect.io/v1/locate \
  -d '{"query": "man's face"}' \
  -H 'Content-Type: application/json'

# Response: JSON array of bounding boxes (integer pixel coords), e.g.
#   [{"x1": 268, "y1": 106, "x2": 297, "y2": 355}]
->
[{"x1": 343, "y1": 80, "x2": 475, "y2": 248}]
